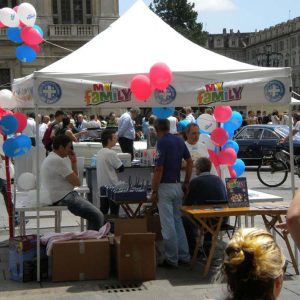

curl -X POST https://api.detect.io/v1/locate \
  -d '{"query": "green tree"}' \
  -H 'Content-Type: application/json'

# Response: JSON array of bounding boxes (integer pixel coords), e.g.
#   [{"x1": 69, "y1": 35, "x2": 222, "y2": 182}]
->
[{"x1": 150, "y1": 0, "x2": 207, "y2": 46}]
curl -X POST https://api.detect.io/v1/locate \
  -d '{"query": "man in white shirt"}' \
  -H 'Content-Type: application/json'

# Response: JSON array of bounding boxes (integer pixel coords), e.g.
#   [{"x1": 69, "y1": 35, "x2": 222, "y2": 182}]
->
[
  {"x1": 41, "y1": 134, "x2": 104, "y2": 230},
  {"x1": 167, "y1": 113, "x2": 178, "y2": 134},
  {"x1": 117, "y1": 107, "x2": 140, "y2": 160},
  {"x1": 23, "y1": 112, "x2": 36, "y2": 146},
  {"x1": 184, "y1": 107, "x2": 196, "y2": 123},
  {"x1": 182, "y1": 123, "x2": 218, "y2": 179},
  {"x1": 96, "y1": 129, "x2": 124, "y2": 216}
]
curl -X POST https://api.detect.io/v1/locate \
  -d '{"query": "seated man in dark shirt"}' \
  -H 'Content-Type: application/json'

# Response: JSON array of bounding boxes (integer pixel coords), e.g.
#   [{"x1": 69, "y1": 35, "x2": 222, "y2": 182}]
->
[{"x1": 183, "y1": 157, "x2": 228, "y2": 255}]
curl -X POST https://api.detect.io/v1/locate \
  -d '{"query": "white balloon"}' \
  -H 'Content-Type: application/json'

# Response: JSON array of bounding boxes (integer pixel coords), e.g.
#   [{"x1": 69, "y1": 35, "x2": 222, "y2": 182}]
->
[
  {"x1": 17, "y1": 172, "x2": 36, "y2": 190},
  {"x1": 17, "y1": 3, "x2": 36, "y2": 27},
  {"x1": 0, "y1": 135, "x2": 5, "y2": 156},
  {"x1": 199, "y1": 133, "x2": 215, "y2": 151},
  {"x1": 197, "y1": 114, "x2": 217, "y2": 133},
  {"x1": 0, "y1": 7, "x2": 19, "y2": 27},
  {"x1": 0, "y1": 89, "x2": 17, "y2": 109}
]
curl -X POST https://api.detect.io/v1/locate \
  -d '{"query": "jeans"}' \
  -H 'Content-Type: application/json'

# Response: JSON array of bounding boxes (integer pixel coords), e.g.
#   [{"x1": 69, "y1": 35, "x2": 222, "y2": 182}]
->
[
  {"x1": 57, "y1": 191, "x2": 104, "y2": 231},
  {"x1": 157, "y1": 183, "x2": 190, "y2": 266}
]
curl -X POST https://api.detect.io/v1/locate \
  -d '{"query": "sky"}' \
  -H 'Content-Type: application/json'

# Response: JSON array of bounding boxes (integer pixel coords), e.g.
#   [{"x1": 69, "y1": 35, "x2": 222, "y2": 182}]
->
[{"x1": 119, "y1": 0, "x2": 300, "y2": 34}]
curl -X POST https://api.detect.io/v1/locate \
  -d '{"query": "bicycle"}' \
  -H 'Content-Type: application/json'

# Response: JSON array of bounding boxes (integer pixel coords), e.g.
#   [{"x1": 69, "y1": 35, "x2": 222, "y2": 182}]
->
[{"x1": 257, "y1": 148, "x2": 300, "y2": 187}]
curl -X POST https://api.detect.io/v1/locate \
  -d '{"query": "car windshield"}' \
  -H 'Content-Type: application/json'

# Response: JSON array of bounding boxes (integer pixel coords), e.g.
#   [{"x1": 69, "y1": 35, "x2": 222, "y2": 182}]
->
[{"x1": 275, "y1": 126, "x2": 300, "y2": 139}]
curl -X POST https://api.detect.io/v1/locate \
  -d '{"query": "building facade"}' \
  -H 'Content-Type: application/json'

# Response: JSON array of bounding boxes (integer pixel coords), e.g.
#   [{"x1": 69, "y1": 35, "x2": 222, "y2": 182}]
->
[
  {"x1": 0, "y1": 0, "x2": 118, "y2": 93},
  {"x1": 207, "y1": 18, "x2": 300, "y2": 112}
]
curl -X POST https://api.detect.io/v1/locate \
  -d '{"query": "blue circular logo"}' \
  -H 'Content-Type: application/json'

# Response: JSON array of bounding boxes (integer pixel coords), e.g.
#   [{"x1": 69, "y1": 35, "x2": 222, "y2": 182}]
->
[
  {"x1": 38, "y1": 81, "x2": 62, "y2": 104},
  {"x1": 154, "y1": 85, "x2": 176, "y2": 105},
  {"x1": 264, "y1": 80, "x2": 285, "y2": 103}
]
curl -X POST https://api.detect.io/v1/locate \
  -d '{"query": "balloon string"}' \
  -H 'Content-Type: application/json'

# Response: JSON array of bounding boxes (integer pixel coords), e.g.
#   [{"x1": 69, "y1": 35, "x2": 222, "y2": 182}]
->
[{"x1": 42, "y1": 39, "x2": 74, "y2": 52}]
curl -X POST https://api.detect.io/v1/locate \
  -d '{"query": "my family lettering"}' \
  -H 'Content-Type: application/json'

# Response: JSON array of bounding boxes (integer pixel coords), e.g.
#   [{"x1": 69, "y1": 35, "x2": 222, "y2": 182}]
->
[
  {"x1": 84, "y1": 83, "x2": 132, "y2": 106},
  {"x1": 197, "y1": 82, "x2": 244, "y2": 105}
]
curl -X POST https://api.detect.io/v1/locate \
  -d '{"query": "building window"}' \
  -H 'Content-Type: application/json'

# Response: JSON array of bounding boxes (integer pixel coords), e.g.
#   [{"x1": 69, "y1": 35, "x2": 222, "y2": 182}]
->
[
  {"x1": 0, "y1": 69, "x2": 11, "y2": 89},
  {"x1": 231, "y1": 39, "x2": 236, "y2": 46},
  {"x1": 279, "y1": 40, "x2": 284, "y2": 51},
  {"x1": 0, "y1": 0, "x2": 17, "y2": 8},
  {"x1": 52, "y1": 0, "x2": 92, "y2": 24},
  {"x1": 216, "y1": 39, "x2": 221, "y2": 46}
]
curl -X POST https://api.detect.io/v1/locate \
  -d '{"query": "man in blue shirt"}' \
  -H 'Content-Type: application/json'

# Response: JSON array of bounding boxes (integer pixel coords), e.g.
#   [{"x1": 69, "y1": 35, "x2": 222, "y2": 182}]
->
[
  {"x1": 151, "y1": 118, "x2": 193, "y2": 268},
  {"x1": 117, "y1": 107, "x2": 140, "y2": 160}
]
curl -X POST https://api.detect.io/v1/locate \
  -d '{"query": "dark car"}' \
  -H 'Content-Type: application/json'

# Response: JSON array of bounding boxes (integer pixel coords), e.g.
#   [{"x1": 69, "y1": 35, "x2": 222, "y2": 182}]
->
[{"x1": 234, "y1": 125, "x2": 300, "y2": 165}]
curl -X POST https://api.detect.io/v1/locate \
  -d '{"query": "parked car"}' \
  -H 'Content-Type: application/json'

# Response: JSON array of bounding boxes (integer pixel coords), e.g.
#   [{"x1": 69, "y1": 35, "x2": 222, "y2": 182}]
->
[{"x1": 234, "y1": 125, "x2": 300, "y2": 165}]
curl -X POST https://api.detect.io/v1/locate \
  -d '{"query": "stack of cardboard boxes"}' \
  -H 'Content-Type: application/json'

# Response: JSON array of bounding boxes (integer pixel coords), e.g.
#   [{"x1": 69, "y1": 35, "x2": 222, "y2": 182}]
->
[{"x1": 11, "y1": 218, "x2": 158, "y2": 282}]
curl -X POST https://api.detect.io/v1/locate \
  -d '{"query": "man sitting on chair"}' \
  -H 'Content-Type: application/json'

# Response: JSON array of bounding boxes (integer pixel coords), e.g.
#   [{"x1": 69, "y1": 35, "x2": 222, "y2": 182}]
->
[
  {"x1": 183, "y1": 157, "x2": 228, "y2": 256},
  {"x1": 41, "y1": 134, "x2": 104, "y2": 230}
]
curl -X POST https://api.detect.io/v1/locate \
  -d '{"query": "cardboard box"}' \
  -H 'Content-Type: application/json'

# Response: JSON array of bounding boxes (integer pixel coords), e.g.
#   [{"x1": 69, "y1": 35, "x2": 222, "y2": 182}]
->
[
  {"x1": 52, "y1": 238, "x2": 110, "y2": 282},
  {"x1": 114, "y1": 218, "x2": 148, "y2": 236},
  {"x1": 115, "y1": 233, "x2": 156, "y2": 282},
  {"x1": 9, "y1": 235, "x2": 48, "y2": 282},
  {"x1": 113, "y1": 218, "x2": 156, "y2": 282},
  {"x1": 147, "y1": 214, "x2": 163, "y2": 241}
]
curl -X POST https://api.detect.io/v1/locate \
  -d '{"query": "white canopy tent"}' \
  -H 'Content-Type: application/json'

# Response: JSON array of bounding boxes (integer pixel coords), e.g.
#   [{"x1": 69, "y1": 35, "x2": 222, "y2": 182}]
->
[
  {"x1": 12, "y1": 0, "x2": 291, "y2": 109},
  {"x1": 10, "y1": 0, "x2": 295, "y2": 280}
]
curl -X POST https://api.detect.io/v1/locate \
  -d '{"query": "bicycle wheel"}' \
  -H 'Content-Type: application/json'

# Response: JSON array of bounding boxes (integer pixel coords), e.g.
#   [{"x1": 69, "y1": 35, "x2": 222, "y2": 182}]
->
[{"x1": 257, "y1": 160, "x2": 288, "y2": 187}]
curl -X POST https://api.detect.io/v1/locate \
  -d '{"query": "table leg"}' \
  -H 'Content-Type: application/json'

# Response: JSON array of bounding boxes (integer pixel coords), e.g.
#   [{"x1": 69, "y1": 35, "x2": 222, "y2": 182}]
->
[
  {"x1": 19, "y1": 211, "x2": 25, "y2": 236},
  {"x1": 262, "y1": 215, "x2": 299, "y2": 275},
  {"x1": 133, "y1": 203, "x2": 143, "y2": 217},
  {"x1": 121, "y1": 204, "x2": 135, "y2": 218},
  {"x1": 203, "y1": 217, "x2": 223, "y2": 277}
]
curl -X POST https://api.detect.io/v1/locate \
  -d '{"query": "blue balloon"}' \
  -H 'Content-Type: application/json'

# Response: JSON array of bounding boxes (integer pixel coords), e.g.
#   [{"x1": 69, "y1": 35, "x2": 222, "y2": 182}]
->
[
  {"x1": 7, "y1": 27, "x2": 22, "y2": 43},
  {"x1": 232, "y1": 159, "x2": 246, "y2": 177},
  {"x1": 152, "y1": 107, "x2": 175, "y2": 119},
  {"x1": 178, "y1": 119, "x2": 191, "y2": 133},
  {"x1": 223, "y1": 140, "x2": 239, "y2": 153},
  {"x1": 228, "y1": 111, "x2": 243, "y2": 130},
  {"x1": 33, "y1": 25, "x2": 44, "y2": 37},
  {"x1": 0, "y1": 115, "x2": 18, "y2": 135},
  {"x1": 223, "y1": 121, "x2": 235, "y2": 133},
  {"x1": 3, "y1": 135, "x2": 32, "y2": 158},
  {"x1": 16, "y1": 45, "x2": 37, "y2": 63}
]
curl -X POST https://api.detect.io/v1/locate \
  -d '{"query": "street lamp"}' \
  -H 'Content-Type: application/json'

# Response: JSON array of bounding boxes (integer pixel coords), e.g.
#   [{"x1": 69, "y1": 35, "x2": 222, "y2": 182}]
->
[{"x1": 256, "y1": 44, "x2": 283, "y2": 67}]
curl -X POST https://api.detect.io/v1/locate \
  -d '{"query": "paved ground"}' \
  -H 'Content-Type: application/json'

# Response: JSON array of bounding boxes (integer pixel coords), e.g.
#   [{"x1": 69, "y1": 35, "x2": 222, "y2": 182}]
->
[{"x1": 0, "y1": 170, "x2": 300, "y2": 299}]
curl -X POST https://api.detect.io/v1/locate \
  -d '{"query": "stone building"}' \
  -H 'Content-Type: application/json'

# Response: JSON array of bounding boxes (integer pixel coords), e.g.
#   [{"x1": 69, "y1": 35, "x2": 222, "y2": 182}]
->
[
  {"x1": 207, "y1": 18, "x2": 300, "y2": 113},
  {"x1": 0, "y1": 0, "x2": 118, "y2": 114}
]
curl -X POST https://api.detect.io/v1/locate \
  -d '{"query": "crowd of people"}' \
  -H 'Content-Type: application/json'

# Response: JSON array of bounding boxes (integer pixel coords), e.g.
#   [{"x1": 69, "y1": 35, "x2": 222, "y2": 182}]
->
[{"x1": 8, "y1": 105, "x2": 300, "y2": 299}]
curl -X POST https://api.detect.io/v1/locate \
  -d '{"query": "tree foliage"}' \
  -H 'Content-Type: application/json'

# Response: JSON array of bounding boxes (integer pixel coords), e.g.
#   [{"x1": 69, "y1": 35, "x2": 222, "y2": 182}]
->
[{"x1": 150, "y1": 0, "x2": 207, "y2": 46}]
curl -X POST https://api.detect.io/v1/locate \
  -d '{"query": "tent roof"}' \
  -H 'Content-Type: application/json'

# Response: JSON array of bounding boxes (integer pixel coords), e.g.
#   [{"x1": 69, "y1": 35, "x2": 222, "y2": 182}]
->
[{"x1": 35, "y1": 0, "x2": 289, "y2": 81}]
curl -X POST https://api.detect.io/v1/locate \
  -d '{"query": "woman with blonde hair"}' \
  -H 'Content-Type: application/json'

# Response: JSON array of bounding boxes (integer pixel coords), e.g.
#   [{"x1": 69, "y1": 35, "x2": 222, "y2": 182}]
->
[{"x1": 222, "y1": 228, "x2": 286, "y2": 300}]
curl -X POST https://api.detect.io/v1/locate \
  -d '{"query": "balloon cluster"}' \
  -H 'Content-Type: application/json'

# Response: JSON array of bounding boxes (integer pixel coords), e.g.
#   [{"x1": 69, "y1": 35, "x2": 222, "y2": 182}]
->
[
  {"x1": 0, "y1": 111, "x2": 32, "y2": 158},
  {"x1": 197, "y1": 106, "x2": 245, "y2": 178},
  {"x1": 130, "y1": 63, "x2": 173, "y2": 101},
  {"x1": 0, "y1": 3, "x2": 42, "y2": 62}
]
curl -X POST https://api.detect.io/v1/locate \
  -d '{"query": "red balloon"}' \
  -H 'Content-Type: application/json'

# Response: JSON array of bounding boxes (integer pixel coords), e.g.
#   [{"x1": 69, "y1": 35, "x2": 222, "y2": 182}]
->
[
  {"x1": 21, "y1": 27, "x2": 43, "y2": 46},
  {"x1": 218, "y1": 148, "x2": 237, "y2": 166},
  {"x1": 13, "y1": 6, "x2": 19, "y2": 12},
  {"x1": 228, "y1": 167, "x2": 237, "y2": 178},
  {"x1": 130, "y1": 75, "x2": 152, "y2": 101},
  {"x1": 149, "y1": 63, "x2": 172, "y2": 90},
  {"x1": 0, "y1": 108, "x2": 7, "y2": 117},
  {"x1": 14, "y1": 112, "x2": 27, "y2": 133},
  {"x1": 19, "y1": 21, "x2": 26, "y2": 28},
  {"x1": 208, "y1": 149, "x2": 219, "y2": 168},
  {"x1": 213, "y1": 106, "x2": 232, "y2": 123},
  {"x1": 210, "y1": 127, "x2": 228, "y2": 146},
  {"x1": 0, "y1": 22, "x2": 5, "y2": 28}
]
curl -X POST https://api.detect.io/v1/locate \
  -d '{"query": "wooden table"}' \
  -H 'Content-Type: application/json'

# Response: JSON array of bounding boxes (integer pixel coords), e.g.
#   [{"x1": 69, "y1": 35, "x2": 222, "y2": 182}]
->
[
  {"x1": 112, "y1": 198, "x2": 151, "y2": 218},
  {"x1": 181, "y1": 203, "x2": 299, "y2": 277}
]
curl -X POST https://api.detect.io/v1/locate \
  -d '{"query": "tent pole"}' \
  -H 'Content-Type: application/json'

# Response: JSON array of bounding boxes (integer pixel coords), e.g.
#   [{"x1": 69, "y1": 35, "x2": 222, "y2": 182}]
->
[
  {"x1": 34, "y1": 79, "x2": 41, "y2": 282},
  {"x1": 288, "y1": 103, "x2": 295, "y2": 198}
]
